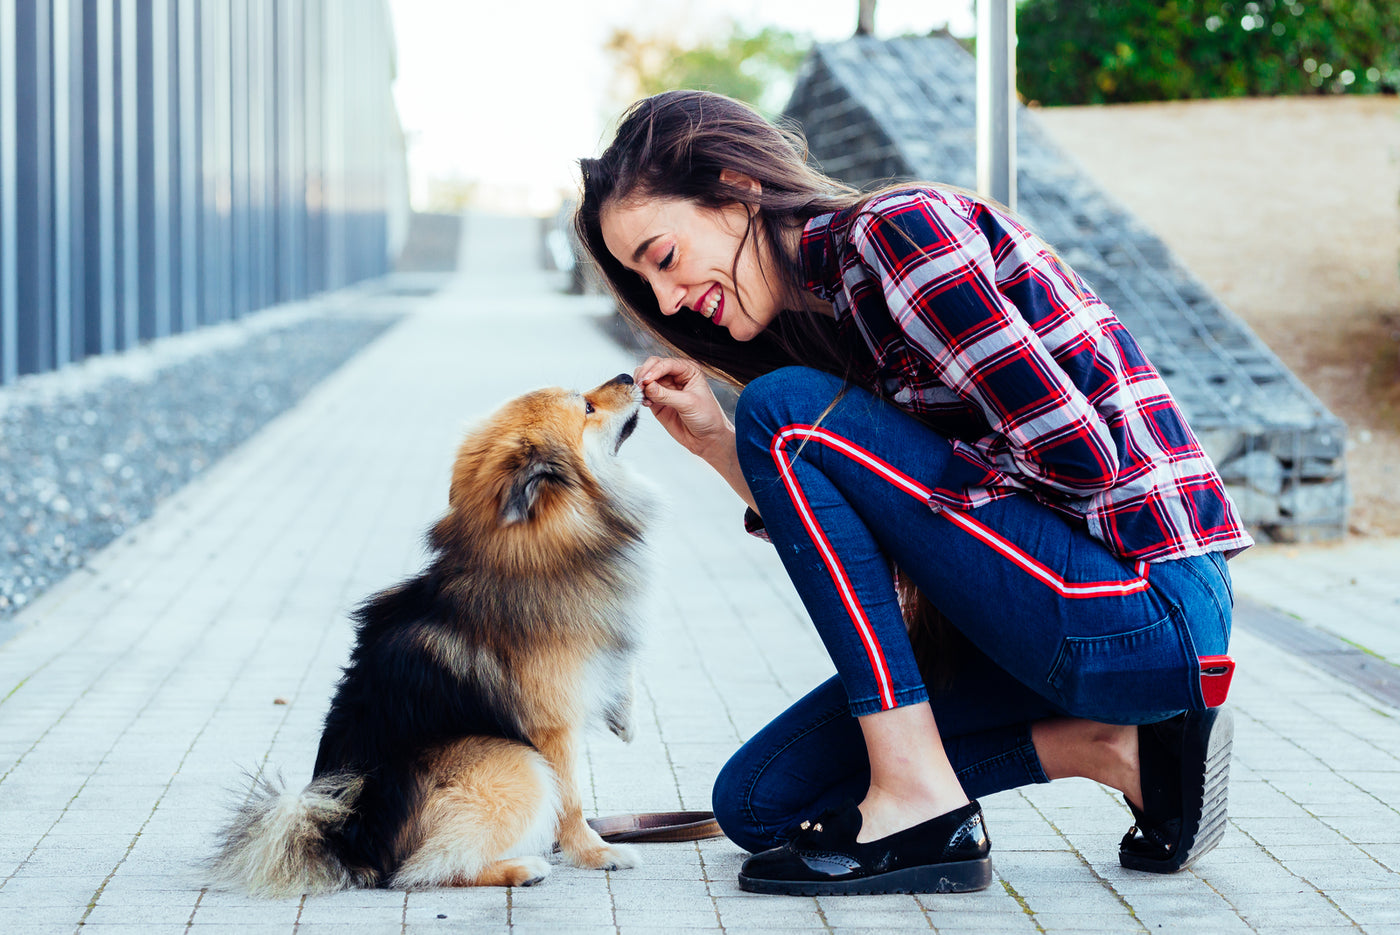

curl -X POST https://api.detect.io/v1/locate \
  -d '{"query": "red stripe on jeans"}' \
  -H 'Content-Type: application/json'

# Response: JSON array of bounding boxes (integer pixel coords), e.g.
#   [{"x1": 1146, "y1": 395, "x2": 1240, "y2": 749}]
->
[
  {"x1": 771, "y1": 426, "x2": 1150, "y2": 660},
  {"x1": 770, "y1": 427, "x2": 897, "y2": 709}
]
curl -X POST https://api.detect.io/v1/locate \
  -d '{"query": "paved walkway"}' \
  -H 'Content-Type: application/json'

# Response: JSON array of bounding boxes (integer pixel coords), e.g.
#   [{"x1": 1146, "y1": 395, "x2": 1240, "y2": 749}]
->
[{"x1": 2, "y1": 214, "x2": 1398, "y2": 935}]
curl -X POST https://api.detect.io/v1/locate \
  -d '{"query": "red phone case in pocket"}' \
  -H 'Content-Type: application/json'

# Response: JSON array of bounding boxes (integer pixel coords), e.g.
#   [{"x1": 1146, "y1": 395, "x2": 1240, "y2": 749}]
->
[{"x1": 1198, "y1": 655, "x2": 1235, "y2": 708}]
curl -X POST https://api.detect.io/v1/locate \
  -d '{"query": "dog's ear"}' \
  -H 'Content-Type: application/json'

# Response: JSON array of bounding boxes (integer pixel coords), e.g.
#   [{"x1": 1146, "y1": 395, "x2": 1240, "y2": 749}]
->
[{"x1": 501, "y1": 459, "x2": 552, "y2": 526}]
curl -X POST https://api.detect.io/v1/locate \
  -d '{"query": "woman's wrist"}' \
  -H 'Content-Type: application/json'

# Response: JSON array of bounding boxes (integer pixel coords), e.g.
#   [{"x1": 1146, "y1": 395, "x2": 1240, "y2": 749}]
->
[
  {"x1": 695, "y1": 420, "x2": 738, "y2": 468},
  {"x1": 698, "y1": 425, "x2": 759, "y2": 513}
]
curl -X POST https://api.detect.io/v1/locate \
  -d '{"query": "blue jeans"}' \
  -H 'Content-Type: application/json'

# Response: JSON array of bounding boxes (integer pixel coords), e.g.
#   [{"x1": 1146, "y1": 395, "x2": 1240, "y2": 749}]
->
[{"x1": 713, "y1": 367, "x2": 1234, "y2": 853}]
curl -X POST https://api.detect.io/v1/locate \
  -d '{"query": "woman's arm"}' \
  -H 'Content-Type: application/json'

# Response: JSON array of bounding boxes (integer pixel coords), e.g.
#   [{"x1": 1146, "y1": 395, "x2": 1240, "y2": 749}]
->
[{"x1": 633, "y1": 356, "x2": 759, "y2": 513}]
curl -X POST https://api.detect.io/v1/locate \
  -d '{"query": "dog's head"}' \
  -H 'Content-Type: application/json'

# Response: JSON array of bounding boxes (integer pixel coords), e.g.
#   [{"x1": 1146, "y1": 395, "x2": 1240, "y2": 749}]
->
[{"x1": 435, "y1": 374, "x2": 654, "y2": 566}]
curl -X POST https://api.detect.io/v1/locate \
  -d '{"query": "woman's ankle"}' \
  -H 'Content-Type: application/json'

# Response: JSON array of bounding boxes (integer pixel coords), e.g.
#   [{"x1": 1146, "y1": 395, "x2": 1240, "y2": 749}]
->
[
  {"x1": 856, "y1": 783, "x2": 970, "y2": 842},
  {"x1": 1032, "y1": 718, "x2": 1141, "y2": 807}
]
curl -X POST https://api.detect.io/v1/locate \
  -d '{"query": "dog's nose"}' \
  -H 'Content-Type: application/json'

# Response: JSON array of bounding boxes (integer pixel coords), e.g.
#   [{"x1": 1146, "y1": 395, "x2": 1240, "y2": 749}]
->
[{"x1": 612, "y1": 373, "x2": 634, "y2": 386}]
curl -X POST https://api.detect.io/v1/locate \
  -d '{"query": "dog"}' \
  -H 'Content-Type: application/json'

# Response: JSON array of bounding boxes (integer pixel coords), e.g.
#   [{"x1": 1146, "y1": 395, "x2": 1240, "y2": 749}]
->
[{"x1": 209, "y1": 373, "x2": 656, "y2": 896}]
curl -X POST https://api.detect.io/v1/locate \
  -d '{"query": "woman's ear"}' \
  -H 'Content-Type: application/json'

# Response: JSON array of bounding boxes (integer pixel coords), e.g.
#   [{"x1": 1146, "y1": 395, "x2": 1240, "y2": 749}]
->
[{"x1": 719, "y1": 168, "x2": 762, "y2": 194}]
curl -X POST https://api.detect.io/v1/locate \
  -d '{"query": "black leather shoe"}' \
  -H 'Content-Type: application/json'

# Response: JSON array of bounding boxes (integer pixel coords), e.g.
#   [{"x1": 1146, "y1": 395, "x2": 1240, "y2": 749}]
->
[
  {"x1": 737, "y1": 799, "x2": 993, "y2": 896},
  {"x1": 1120, "y1": 707, "x2": 1233, "y2": 873}
]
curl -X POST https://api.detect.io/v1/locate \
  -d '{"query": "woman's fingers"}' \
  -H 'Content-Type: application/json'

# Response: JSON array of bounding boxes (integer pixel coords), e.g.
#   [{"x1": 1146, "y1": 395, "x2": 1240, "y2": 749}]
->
[
  {"x1": 632, "y1": 356, "x2": 729, "y2": 456},
  {"x1": 635, "y1": 357, "x2": 703, "y2": 407},
  {"x1": 635, "y1": 356, "x2": 694, "y2": 390}
]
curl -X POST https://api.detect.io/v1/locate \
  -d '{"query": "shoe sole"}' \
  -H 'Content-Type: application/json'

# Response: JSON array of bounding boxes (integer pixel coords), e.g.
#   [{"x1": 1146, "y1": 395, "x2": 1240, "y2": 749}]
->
[
  {"x1": 737, "y1": 856, "x2": 993, "y2": 896},
  {"x1": 1120, "y1": 707, "x2": 1234, "y2": 874}
]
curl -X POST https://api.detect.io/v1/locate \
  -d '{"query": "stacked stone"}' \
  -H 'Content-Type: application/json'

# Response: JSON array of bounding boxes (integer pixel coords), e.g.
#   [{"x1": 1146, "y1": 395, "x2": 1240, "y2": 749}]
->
[{"x1": 785, "y1": 35, "x2": 1348, "y2": 542}]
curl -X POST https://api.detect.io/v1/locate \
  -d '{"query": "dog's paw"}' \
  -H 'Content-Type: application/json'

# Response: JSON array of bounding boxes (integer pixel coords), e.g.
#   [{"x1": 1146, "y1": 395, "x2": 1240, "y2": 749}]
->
[
  {"x1": 607, "y1": 716, "x2": 635, "y2": 743},
  {"x1": 513, "y1": 856, "x2": 553, "y2": 887},
  {"x1": 567, "y1": 842, "x2": 642, "y2": 872}
]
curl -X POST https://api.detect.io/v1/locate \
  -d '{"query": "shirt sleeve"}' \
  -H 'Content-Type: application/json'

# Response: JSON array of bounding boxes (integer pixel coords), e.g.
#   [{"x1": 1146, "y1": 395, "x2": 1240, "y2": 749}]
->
[{"x1": 850, "y1": 193, "x2": 1122, "y2": 497}]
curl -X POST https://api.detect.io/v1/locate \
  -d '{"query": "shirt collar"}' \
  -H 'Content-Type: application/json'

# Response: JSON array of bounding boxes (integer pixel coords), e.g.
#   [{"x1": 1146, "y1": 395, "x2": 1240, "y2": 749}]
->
[{"x1": 799, "y1": 211, "x2": 843, "y2": 302}]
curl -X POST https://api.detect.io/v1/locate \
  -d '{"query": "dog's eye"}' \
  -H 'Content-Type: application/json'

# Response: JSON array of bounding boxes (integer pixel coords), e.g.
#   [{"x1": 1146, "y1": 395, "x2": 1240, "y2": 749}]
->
[{"x1": 585, "y1": 400, "x2": 595, "y2": 415}]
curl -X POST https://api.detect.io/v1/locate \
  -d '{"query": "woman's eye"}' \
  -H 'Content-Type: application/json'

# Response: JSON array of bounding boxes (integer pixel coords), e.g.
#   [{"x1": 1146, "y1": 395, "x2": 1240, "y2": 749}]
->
[
  {"x1": 585, "y1": 400, "x2": 596, "y2": 414},
  {"x1": 658, "y1": 247, "x2": 675, "y2": 271}
]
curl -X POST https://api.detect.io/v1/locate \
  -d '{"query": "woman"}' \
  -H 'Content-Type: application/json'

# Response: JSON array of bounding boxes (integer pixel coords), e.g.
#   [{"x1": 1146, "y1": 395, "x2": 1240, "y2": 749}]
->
[{"x1": 575, "y1": 90, "x2": 1250, "y2": 896}]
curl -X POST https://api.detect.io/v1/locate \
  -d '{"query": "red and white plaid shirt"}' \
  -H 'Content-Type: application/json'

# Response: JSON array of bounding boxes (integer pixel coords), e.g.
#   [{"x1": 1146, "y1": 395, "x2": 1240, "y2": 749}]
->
[{"x1": 797, "y1": 187, "x2": 1252, "y2": 563}]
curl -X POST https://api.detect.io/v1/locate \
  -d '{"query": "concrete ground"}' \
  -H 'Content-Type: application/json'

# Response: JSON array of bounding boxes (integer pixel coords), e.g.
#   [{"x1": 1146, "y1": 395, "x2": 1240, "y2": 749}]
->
[{"x1": 2, "y1": 215, "x2": 1398, "y2": 935}]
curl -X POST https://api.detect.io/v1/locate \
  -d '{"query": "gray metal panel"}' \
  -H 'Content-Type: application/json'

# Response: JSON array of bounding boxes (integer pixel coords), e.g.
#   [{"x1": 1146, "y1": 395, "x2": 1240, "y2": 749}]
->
[
  {"x1": 322, "y1": 0, "x2": 343, "y2": 291},
  {"x1": 203, "y1": 0, "x2": 231, "y2": 325},
  {"x1": 96, "y1": 0, "x2": 115, "y2": 354},
  {"x1": 134, "y1": 0, "x2": 154, "y2": 341},
  {"x1": 253, "y1": 0, "x2": 274, "y2": 308},
  {"x1": 53, "y1": 0, "x2": 74, "y2": 366},
  {"x1": 17, "y1": 0, "x2": 56, "y2": 376},
  {"x1": 277, "y1": 0, "x2": 304, "y2": 301},
  {"x1": 246, "y1": 0, "x2": 266, "y2": 310},
  {"x1": 151, "y1": 0, "x2": 171, "y2": 337},
  {"x1": 229, "y1": 0, "x2": 248, "y2": 319},
  {"x1": 0, "y1": 0, "x2": 397, "y2": 384},
  {"x1": 303, "y1": 0, "x2": 323, "y2": 295},
  {"x1": 1, "y1": 0, "x2": 17, "y2": 384},
  {"x1": 63, "y1": 0, "x2": 86, "y2": 363},
  {"x1": 177, "y1": 0, "x2": 198, "y2": 331},
  {"x1": 119, "y1": 0, "x2": 137, "y2": 349}
]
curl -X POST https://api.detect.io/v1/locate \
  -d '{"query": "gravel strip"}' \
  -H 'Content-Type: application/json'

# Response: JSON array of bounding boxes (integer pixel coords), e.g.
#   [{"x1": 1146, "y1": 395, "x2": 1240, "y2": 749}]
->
[{"x1": 0, "y1": 310, "x2": 402, "y2": 620}]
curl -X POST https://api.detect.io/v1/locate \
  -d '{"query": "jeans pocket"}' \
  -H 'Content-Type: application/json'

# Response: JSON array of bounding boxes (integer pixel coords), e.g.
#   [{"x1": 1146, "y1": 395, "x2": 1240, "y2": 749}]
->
[{"x1": 1045, "y1": 606, "x2": 1200, "y2": 722}]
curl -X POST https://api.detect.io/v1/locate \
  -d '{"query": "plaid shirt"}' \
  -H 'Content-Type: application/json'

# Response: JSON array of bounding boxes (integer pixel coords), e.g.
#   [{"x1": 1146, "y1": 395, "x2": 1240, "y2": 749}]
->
[{"x1": 795, "y1": 188, "x2": 1252, "y2": 563}]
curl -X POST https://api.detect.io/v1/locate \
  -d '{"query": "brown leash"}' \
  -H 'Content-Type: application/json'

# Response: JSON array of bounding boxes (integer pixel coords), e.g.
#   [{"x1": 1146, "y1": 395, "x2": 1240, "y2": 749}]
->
[{"x1": 586, "y1": 810, "x2": 724, "y2": 844}]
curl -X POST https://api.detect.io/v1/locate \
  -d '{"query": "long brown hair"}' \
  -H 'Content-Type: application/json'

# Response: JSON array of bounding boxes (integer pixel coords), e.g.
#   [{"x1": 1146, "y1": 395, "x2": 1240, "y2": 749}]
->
[
  {"x1": 574, "y1": 90, "x2": 869, "y2": 387},
  {"x1": 577, "y1": 91, "x2": 974, "y2": 674}
]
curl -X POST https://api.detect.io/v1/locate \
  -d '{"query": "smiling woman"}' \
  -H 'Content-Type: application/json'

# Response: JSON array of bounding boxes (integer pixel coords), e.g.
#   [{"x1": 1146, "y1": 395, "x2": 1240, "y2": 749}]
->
[
  {"x1": 573, "y1": 89, "x2": 1251, "y2": 897},
  {"x1": 598, "y1": 182, "x2": 803, "y2": 341},
  {"x1": 575, "y1": 98, "x2": 856, "y2": 386}
]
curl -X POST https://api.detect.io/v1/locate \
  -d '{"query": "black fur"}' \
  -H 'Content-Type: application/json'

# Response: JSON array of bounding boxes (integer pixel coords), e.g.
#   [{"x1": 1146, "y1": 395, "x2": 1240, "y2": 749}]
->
[{"x1": 311, "y1": 570, "x2": 532, "y2": 884}]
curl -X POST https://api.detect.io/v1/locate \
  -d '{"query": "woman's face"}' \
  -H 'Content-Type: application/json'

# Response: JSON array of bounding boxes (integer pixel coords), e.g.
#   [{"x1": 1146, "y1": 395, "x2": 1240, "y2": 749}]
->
[{"x1": 599, "y1": 188, "x2": 784, "y2": 342}]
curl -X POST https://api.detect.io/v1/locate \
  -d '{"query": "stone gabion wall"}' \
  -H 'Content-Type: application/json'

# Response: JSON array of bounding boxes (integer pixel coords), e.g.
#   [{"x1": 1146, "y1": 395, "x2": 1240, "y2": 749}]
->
[{"x1": 784, "y1": 36, "x2": 1348, "y2": 543}]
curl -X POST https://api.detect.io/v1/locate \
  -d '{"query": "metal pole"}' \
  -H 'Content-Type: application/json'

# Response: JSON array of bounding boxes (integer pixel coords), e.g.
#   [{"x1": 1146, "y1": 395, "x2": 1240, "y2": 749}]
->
[{"x1": 976, "y1": 0, "x2": 1016, "y2": 212}]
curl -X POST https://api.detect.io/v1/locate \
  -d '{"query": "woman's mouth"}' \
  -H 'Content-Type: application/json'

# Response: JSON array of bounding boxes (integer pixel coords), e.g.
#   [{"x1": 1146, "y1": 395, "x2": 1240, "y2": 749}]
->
[{"x1": 700, "y1": 286, "x2": 724, "y2": 326}]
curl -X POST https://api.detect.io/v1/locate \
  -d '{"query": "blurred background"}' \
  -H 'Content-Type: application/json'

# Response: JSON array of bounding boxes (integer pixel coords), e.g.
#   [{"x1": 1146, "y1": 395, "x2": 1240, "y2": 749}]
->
[{"x1": 389, "y1": 0, "x2": 976, "y2": 215}]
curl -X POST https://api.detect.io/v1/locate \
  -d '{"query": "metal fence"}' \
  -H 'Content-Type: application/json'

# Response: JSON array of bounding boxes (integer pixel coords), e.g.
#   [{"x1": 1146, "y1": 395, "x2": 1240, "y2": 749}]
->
[{"x1": 0, "y1": 0, "x2": 406, "y2": 385}]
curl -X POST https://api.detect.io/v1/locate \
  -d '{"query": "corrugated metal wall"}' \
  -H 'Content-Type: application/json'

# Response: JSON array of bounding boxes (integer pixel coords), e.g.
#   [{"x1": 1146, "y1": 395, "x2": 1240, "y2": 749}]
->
[{"x1": 0, "y1": 0, "x2": 404, "y2": 385}]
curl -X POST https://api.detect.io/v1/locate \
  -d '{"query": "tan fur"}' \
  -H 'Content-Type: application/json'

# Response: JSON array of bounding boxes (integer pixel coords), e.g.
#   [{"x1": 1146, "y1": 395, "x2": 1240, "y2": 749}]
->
[{"x1": 392, "y1": 738, "x2": 562, "y2": 889}]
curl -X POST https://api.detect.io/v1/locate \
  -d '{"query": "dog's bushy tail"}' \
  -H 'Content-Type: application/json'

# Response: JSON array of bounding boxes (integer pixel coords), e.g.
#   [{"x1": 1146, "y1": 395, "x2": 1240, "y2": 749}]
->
[{"x1": 209, "y1": 771, "x2": 368, "y2": 898}]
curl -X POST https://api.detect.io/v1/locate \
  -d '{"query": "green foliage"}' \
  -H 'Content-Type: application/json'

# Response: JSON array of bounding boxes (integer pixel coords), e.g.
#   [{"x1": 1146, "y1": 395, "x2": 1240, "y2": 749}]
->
[
  {"x1": 605, "y1": 22, "x2": 808, "y2": 117},
  {"x1": 1016, "y1": 0, "x2": 1400, "y2": 105}
]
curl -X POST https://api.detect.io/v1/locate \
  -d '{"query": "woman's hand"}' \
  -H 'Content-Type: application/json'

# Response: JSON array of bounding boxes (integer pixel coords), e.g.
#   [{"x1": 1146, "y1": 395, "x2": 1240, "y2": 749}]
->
[
  {"x1": 633, "y1": 356, "x2": 734, "y2": 463},
  {"x1": 634, "y1": 356, "x2": 759, "y2": 513}
]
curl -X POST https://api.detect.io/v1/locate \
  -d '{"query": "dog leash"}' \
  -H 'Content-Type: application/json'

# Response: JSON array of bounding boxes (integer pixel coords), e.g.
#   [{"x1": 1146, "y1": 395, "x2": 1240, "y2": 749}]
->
[{"x1": 587, "y1": 810, "x2": 724, "y2": 844}]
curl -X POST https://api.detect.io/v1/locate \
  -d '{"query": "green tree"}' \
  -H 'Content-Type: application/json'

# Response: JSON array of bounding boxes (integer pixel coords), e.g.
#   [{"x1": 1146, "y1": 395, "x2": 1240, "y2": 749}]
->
[
  {"x1": 605, "y1": 21, "x2": 808, "y2": 116},
  {"x1": 1016, "y1": 0, "x2": 1400, "y2": 105}
]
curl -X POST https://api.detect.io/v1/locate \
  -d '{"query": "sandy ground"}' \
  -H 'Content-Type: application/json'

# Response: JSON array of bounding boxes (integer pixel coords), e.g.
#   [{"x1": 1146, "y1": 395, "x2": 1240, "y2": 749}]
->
[{"x1": 1033, "y1": 96, "x2": 1400, "y2": 536}]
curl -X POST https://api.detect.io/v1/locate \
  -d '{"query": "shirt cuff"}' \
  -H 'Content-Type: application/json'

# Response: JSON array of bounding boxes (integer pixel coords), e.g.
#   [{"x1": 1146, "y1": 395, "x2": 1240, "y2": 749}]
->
[{"x1": 743, "y1": 507, "x2": 771, "y2": 542}]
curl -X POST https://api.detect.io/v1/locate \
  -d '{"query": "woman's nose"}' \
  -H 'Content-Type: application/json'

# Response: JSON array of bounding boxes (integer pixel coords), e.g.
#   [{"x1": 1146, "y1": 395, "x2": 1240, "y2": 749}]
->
[{"x1": 656, "y1": 281, "x2": 686, "y2": 316}]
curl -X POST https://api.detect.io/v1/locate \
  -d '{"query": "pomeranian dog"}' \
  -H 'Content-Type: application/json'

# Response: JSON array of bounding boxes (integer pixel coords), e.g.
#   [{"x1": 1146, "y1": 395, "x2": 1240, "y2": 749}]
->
[{"x1": 210, "y1": 374, "x2": 656, "y2": 896}]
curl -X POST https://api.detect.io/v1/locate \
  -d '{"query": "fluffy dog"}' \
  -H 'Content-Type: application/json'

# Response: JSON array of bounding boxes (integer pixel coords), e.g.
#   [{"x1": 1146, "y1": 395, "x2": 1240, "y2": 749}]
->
[{"x1": 210, "y1": 374, "x2": 656, "y2": 896}]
